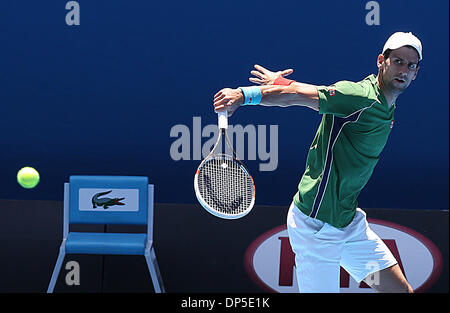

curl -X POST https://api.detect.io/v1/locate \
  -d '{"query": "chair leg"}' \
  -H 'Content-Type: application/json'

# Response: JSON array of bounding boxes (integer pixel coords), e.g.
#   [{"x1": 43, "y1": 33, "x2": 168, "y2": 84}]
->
[
  {"x1": 47, "y1": 243, "x2": 66, "y2": 293},
  {"x1": 144, "y1": 244, "x2": 165, "y2": 293}
]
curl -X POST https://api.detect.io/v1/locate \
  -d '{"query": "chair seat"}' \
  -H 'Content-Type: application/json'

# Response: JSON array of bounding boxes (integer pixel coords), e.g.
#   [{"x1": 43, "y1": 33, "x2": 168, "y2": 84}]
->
[{"x1": 66, "y1": 232, "x2": 148, "y2": 255}]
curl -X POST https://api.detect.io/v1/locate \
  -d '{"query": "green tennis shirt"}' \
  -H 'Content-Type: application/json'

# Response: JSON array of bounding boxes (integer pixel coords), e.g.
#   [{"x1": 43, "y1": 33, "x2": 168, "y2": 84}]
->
[{"x1": 293, "y1": 74, "x2": 395, "y2": 228}]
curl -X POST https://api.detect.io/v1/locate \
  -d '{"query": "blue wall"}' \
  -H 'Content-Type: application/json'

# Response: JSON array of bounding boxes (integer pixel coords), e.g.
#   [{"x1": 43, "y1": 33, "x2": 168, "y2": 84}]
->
[{"x1": 1, "y1": 0, "x2": 448, "y2": 210}]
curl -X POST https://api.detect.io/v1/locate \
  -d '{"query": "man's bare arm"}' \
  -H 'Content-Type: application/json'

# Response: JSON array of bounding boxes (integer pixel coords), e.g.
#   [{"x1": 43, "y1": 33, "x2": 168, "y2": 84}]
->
[
  {"x1": 213, "y1": 83, "x2": 319, "y2": 115},
  {"x1": 259, "y1": 83, "x2": 319, "y2": 110},
  {"x1": 213, "y1": 64, "x2": 320, "y2": 115}
]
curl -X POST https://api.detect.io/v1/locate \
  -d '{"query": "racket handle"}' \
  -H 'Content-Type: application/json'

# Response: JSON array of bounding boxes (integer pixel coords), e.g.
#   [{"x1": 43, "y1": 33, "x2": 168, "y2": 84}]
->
[{"x1": 218, "y1": 110, "x2": 228, "y2": 129}]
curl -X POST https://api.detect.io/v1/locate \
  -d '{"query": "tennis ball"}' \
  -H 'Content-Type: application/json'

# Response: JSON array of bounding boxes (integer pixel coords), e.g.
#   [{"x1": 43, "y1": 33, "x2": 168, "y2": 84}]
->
[{"x1": 17, "y1": 167, "x2": 40, "y2": 189}]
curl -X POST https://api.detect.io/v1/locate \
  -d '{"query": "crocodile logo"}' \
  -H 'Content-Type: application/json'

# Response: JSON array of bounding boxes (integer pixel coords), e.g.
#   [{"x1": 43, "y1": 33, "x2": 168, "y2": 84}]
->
[{"x1": 92, "y1": 190, "x2": 125, "y2": 209}]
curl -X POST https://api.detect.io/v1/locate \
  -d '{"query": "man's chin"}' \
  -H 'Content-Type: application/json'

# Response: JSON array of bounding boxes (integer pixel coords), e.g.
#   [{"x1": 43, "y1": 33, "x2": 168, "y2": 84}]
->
[{"x1": 389, "y1": 80, "x2": 409, "y2": 94}]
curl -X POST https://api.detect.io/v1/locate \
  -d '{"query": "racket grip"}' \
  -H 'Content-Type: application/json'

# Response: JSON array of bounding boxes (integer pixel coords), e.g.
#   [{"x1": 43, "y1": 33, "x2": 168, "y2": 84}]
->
[{"x1": 218, "y1": 110, "x2": 228, "y2": 129}]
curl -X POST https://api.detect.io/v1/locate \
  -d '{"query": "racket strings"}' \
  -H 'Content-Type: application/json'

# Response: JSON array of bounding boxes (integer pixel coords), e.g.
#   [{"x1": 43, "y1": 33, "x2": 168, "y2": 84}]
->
[{"x1": 197, "y1": 155, "x2": 254, "y2": 215}]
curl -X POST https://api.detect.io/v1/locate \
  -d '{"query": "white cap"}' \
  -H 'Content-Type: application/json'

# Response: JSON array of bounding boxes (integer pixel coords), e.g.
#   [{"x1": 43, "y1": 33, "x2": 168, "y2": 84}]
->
[{"x1": 382, "y1": 32, "x2": 423, "y2": 61}]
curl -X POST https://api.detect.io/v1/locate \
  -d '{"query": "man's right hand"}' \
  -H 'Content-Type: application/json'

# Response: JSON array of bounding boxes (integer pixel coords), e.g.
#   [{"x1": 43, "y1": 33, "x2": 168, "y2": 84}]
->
[
  {"x1": 213, "y1": 88, "x2": 244, "y2": 117},
  {"x1": 249, "y1": 64, "x2": 294, "y2": 86}
]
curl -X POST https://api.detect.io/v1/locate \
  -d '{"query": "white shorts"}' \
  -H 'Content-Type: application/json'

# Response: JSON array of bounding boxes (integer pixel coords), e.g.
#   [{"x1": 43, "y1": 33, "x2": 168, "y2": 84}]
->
[{"x1": 286, "y1": 201, "x2": 397, "y2": 293}]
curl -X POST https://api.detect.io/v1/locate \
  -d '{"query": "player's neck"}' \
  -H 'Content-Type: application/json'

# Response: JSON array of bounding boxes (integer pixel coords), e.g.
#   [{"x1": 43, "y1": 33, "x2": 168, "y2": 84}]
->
[
  {"x1": 383, "y1": 92, "x2": 397, "y2": 109},
  {"x1": 376, "y1": 75, "x2": 398, "y2": 108}
]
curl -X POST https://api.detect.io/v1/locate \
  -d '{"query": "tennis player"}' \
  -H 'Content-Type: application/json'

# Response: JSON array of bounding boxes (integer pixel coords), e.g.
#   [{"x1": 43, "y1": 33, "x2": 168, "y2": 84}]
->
[{"x1": 213, "y1": 32, "x2": 422, "y2": 293}]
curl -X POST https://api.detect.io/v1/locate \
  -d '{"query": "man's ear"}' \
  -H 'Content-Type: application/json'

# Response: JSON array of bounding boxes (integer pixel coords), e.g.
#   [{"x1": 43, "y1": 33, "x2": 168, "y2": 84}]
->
[{"x1": 377, "y1": 54, "x2": 385, "y2": 69}]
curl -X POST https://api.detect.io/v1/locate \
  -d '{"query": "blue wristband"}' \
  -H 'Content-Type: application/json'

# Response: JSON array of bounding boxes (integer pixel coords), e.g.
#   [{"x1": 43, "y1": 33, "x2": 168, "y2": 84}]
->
[{"x1": 239, "y1": 86, "x2": 262, "y2": 105}]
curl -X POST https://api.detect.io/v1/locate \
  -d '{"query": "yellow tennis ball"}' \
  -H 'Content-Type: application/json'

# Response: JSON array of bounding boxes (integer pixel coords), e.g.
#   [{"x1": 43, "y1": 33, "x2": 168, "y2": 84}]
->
[{"x1": 17, "y1": 167, "x2": 40, "y2": 189}]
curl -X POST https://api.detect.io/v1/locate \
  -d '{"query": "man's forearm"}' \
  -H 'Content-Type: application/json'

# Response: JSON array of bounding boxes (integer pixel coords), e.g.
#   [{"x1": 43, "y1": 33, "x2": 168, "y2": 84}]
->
[
  {"x1": 257, "y1": 82, "x2": 319, "y2": 111},
  {"x1": 213, "y1": 82, "x2": 319, "y2": 114}
]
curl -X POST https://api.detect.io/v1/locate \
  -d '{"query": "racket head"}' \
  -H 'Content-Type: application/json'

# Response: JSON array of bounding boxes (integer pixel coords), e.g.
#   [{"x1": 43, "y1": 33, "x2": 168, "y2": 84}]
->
[{"x1": 194, "y1": 153, "x2": 255, "y2": 219}]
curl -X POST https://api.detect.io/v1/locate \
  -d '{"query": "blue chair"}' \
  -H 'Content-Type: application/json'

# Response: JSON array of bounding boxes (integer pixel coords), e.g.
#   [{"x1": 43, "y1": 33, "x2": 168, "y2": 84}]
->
[{"x1": 47, "y1": 176, "x2": 165, "y2": 292}]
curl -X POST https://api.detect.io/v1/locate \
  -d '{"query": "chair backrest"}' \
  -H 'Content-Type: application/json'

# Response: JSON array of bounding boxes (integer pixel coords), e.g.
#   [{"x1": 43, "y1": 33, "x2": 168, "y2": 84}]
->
[{"x1": 68, "y1": 175, "x2": 149, "y2": 225}]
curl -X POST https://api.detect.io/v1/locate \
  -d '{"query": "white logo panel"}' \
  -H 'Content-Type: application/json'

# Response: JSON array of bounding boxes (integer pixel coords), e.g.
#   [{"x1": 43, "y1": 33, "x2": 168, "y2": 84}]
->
[
  {"x1": 78, "y1": 188, "x2": 139, "y2": 212},
  {"x1": 245, "y1": 220, "x2": 442, "y2": 293}
]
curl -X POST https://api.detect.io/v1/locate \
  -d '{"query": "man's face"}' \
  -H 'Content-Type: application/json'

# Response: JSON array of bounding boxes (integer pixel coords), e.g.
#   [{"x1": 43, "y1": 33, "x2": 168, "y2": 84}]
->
[{"x1": 377, "y1": 46, "x2": 420, "y2": 94}]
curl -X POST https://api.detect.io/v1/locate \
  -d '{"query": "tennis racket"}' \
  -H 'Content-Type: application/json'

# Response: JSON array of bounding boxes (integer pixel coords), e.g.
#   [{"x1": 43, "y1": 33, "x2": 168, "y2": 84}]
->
[{"x1": 194, "y1": 110, "x2": 255, "y2": 219}]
